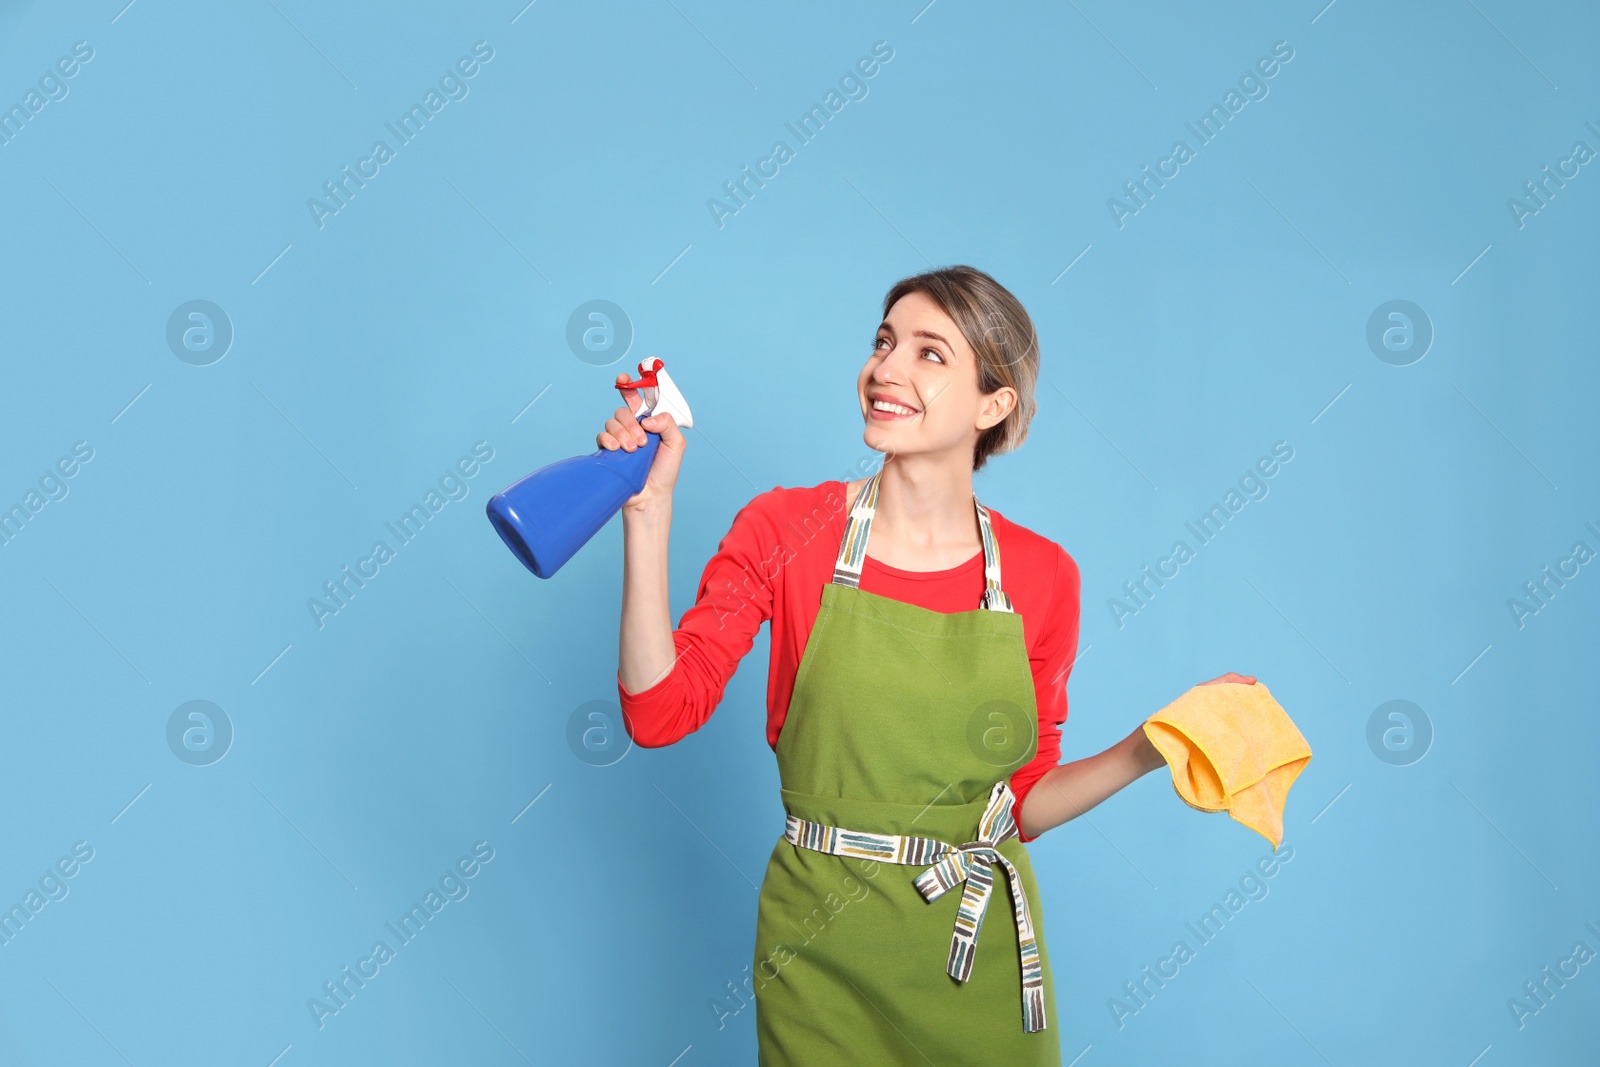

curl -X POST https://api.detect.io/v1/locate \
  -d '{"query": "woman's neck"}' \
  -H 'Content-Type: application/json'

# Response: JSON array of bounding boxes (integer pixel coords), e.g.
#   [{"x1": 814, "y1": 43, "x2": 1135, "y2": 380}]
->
[{"x1": 859, "y1": 457, "x2": 981, "y2": 569}]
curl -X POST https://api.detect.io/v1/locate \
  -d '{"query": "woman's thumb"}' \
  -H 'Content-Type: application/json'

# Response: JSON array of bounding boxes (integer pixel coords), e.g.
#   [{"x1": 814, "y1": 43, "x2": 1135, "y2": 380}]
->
[{"x1": 646, "y1": 413, "x2": 682, "y2": 441}]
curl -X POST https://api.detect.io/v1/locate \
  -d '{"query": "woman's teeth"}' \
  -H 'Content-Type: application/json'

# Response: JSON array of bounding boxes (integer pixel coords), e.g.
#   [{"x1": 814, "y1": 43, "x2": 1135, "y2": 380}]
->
[{"x1": 872, "y1": 399, "x2": 916, "y2": 415}]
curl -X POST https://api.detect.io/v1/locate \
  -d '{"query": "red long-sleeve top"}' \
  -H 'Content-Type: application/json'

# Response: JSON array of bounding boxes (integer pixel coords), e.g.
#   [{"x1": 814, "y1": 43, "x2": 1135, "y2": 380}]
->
[{"x1": 616, "y1": 479, "x2": 1082, "y2": 842}]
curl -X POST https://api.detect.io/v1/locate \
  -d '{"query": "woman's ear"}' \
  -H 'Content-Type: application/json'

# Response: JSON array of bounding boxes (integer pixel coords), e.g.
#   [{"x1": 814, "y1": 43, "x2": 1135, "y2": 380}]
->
[{"x1": 976, "y1": 386, "x2": 1017, "y2": 431}]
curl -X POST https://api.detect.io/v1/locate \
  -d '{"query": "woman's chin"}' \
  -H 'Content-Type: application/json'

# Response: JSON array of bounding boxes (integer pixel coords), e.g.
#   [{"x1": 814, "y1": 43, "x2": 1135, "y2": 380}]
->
[{"x1": 862, "y1": 429, "x2": 897, "y2": 455}]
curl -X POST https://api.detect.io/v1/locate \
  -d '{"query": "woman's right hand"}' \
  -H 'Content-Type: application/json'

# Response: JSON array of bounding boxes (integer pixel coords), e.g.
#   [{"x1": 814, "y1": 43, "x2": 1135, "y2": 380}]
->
[{"x1": 598, "y1": 372, "x2": 687, "y2": 512}]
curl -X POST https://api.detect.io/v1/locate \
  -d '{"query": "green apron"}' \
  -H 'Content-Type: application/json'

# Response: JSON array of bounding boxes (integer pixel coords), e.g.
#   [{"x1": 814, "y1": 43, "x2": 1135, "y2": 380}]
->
[{"x1": 753, "y1": 470, "x2": 1061, "y2": 1064}]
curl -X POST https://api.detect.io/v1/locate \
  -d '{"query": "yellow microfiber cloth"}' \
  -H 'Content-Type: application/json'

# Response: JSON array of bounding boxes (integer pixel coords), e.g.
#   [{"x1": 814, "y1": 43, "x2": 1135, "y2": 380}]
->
[{"x1": 1141, "y1": 680, "x2": 1311, "y2": 849}]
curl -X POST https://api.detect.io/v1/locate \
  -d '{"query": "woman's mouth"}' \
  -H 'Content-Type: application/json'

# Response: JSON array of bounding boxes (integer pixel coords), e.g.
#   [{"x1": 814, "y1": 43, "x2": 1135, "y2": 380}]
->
[{"x1": 868, "y1": 397, "x2": 919, "y2": 421}]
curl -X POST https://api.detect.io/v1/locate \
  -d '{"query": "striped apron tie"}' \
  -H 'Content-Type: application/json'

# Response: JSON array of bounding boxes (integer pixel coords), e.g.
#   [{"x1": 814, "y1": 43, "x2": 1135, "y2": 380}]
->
[{"x1": 782, "y1": 779, "x2": 1048, "y2": 1032}]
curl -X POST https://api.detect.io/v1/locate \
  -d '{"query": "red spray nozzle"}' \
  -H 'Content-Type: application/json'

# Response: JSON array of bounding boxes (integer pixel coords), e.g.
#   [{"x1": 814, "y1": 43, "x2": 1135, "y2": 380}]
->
[{"x1": 615, "y1": 356, "x2": 665, "y2": 392}]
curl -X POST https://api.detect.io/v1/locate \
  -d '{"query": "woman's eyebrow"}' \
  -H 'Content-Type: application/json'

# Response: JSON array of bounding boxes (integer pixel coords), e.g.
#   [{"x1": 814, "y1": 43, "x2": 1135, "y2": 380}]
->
[{"x1": 877, "y1": 324, "x2": 954, "y2": 357}]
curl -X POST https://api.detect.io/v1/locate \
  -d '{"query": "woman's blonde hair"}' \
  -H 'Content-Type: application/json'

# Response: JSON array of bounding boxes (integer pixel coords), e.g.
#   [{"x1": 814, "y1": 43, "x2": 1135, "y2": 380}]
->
[{"x1": 881, "y1": 265, "x2": 1039, "y2": 472}]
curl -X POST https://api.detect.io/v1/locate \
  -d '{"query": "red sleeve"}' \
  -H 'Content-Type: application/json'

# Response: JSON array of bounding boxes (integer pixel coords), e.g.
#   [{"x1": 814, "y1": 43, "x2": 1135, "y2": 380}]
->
[
  {"x1": 616, "y1": 490, "x2": 780, "y2": 747},
  {"x1": 1008, "y1": 544, "x2": 1082, "y2": 842}
]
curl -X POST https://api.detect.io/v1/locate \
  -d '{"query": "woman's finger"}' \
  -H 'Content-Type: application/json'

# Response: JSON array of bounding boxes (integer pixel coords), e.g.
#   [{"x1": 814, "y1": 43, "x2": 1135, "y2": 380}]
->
[
  {"x1": 614, "y1": 374, "x2": 643, "y2": 415},
  {"x1": 616, "y1": 405, "x2": 645, "y2": 436},
  {"x1": 1198, "y1": 672, "x2": 1257, "y2": 686},
  {"x1": 605, "y1": 417, "x2": 637, "y2": 451}
]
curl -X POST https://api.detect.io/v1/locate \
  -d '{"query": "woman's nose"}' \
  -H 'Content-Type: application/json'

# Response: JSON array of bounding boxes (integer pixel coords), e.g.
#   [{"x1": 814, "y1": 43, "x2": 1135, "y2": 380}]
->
[{"x1": 873, "y1": 344, "x2": 912, "y2": 381}]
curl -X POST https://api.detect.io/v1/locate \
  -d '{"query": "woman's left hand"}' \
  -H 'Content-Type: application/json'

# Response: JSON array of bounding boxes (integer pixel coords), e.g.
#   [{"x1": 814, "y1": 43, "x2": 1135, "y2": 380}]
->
[{"x1": 1123, "y1": 673, "x2": 1259, "y2": 783}]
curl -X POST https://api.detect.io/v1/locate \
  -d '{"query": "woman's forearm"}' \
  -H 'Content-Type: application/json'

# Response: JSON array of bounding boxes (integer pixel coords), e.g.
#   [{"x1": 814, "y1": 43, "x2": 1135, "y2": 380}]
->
[
  {"x1": 618, "y1": 500, "x2": 677, "y2": 694},
  {"x1": 1018, "y1": 724, "x2": 1168, "y2": 839}
]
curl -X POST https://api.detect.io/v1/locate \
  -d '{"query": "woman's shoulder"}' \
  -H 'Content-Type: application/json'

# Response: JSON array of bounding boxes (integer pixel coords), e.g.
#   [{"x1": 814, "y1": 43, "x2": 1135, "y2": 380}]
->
[
  {"x1": 713, "y1": 483, "x2": 848, "y2": 585},
  {"x1": 983, "y1": 504, "x2": 1080, "y2": 585},
  {"x1": 730, "y1": 479, "x2": 851, "y2": 531}
]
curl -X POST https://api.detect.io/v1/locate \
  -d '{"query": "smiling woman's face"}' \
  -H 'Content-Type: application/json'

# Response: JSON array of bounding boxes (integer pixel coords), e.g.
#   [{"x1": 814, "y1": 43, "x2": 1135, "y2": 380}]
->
[{"x1": 857, "y1": 290, "x2": 1015, "y2": 464}]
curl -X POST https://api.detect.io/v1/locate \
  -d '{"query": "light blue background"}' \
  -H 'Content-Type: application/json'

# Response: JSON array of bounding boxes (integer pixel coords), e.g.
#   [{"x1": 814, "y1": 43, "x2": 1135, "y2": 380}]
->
[{"x1": 1, "y1": 0, "x2": 1596, "y2": 1063}]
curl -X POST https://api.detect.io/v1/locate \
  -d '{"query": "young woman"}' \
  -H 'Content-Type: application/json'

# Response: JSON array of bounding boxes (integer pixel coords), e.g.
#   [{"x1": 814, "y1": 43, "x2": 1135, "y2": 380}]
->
[{"x1": 605, "y1": 265, "x2": 1253, "y2": 1064}]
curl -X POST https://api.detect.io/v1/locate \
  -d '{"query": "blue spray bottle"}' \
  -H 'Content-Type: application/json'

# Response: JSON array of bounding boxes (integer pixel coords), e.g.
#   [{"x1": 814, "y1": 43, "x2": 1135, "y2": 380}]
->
[{"x1": 485, "y1": 357, "x2": 694, "y2": 578}]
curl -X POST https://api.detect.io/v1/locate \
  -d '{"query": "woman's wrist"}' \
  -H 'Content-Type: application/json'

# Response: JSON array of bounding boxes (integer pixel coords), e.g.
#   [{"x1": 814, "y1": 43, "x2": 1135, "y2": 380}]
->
[
  {"x1": 623, "y1": 495, "x2": 672, "y2": 528},
  {"x1": 1125, "y1": 722, "x2": 1166, "y2": 775}
]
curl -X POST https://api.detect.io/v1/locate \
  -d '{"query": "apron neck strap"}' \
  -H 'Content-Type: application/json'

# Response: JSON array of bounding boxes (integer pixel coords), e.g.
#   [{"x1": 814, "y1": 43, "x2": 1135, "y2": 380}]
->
[{"x1": 831, "y1": 471, "x2": 1014, "y2": 613}]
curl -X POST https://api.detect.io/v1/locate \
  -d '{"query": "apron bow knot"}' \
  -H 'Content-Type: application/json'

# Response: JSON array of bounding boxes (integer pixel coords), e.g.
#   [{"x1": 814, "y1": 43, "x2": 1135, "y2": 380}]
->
[
  {"x1": 782, "y1": 779, "x2": 1049, "y2": 1032},
  {"x1": 909, "y1": 784, "x2": 1042, "y2": 1009}
]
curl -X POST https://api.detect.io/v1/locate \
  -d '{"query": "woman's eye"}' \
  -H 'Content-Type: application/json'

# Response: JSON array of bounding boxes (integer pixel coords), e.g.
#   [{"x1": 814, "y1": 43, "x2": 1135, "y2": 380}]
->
[
  {"x1": 922, "y1": 349, "x2": 945, "y2": 364},
  {"x1": 873, "y1": 336, "x2": 890, "y2": 350}
]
